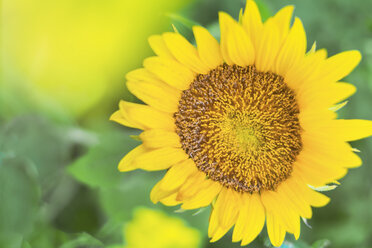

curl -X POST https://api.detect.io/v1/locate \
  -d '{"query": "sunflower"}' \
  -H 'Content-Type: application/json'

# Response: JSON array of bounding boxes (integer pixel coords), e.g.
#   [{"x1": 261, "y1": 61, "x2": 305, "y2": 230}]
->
[{"x1": 111, "y1": 0, "x2": 372, "y2": 246}]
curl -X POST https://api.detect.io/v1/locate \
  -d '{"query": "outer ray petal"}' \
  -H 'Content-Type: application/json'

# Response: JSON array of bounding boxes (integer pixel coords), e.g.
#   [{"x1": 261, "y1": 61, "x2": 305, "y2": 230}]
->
[
  {"x1": 261, "y1": 191, "x2": 300, "y2": 239},
  {"x1": 289, "y1": 176, "x2": 330, "y2": 207},
  {"x1": 232, "y1": 193, "x2": 265, "y2": 246},
  {"x1": 150, "y1": 159, "x2": 197, "y2": 203},
  {"x1": 293, "y1": 165, "x2": 338, "y2": 187},
  {"x1": 218, "y1": 12, "x2": 234, "y2": 65},
  {"x1": 143, "y1": 56, "x2": 195, "y2": 90},
  {"x1": 265, "y1": 212, "x2": 286, "y2": 247},
  {"x1": 217, "y1": 189, "x2": 241, "y2": 229},
  {"x1": 208, "y1": 188, "x2": 240, "y2": 241},
  {"x1": 126, "y1": 80, "x2": 181, "y2": 113},
  {"x1": 118, "y1": 145, "x2": 148, "y2": 172},
  {"x1": 148, "y1": 35, "x2": 174, "y2": 59},
  {"x1": 160, "y1": 192, "x2": 182, "y2": 206},
  {"x1": 140, "y1": 129, "x2": 181, "y2": 149},
  {"x1": 223, "y1": 13, "x2": 255, "y2": 66},
  {"x1": 286, "y1": 49, "x2": 327, "y2": 89},
  {"x1": 158, "y1": 159, "x2": 198, "y2": 192},
  {"x1": 301, "y1": 132, "x2": 362, "y2": 168},
  {"x1": 242, "y1": 0, "x2": 263, "y2": 48},
  {"x1": 110, "y1": 110, "x2": 137, "y2": 129},
  {"x1": 318, "y1": 50, "x2": 362, "y2": 83},
  {"x1": 150, "y1": 180, "x2": 176, "y2": 203},
  {"x1": 275, "y1": 17, "x2": 306, "y2": 76},
  {"x1": 299, "y1": 82, "x2": 357, "y2": 110},
  {"x1": 255, "y1": 18, "x2": 280, "y2": 72},
  {"x1": 176, "y1": 171, "x2": 209, "y2": 201},
  {"x1": 126, "y1": 68, "x2": 159, "y2": 82},
  {"x1": 118, "y1": 101, "x2": 175, "y2": 131},
  {"x1": 133, "y1": 147, "x2": 188, "y2": 171},
  {"x1": 314, "y1": 119, "x2": 372, "y2": 141},
  {"x1": 193, "y1": 26, "x2": 223, "y2": 70},
  {"x1": 272, "y1": 5, "x2": 295, "y2": 42},
  {"x1": 181, "y1": 181, "x2": 222, "y2": 210},
  {"x1": 295, "y1": 150, "x2": 348, "y2": 182},
  {"x1": 162, "y1": 32, "x2": 210, "y2": 74},
  {"x1": 278, "y1": 182, "x2": 312, "y2": 219},
  {"x1": 299, "y1": 108, "x2": 337, "y2": 125}
]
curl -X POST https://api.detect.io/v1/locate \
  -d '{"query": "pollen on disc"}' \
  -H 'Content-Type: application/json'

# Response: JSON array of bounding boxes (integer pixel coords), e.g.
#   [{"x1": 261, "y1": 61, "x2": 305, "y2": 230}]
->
[{"x1": 174, "y1": 64, "x2": 302, "y2": 193}]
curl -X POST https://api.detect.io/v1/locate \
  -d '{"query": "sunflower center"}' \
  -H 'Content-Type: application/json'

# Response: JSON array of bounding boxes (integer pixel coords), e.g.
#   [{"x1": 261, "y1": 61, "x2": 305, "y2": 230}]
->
[{"x1": 174, "y1": 64, "x2": 302, "y2": 193}]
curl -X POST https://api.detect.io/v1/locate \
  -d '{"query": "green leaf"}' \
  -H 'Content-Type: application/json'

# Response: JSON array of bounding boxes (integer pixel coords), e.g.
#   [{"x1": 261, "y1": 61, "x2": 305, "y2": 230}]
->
[
  {"x1": 0, "y1": 116, "x2": 73, "y2": 191},
  {"x1": 98, "y1": 171, "x2": 161, "y2": 222},
  {"x1": 68, "y1": 130, "x2": 140, "y2": 189},
  {"x1": 255, "y1": 0, "x2": 273, "y2": 21},
  {"x1": 0, "y1": 156, "x2": 41, "y2": 236},
  {"x1": 59, "y1": 233, "x2": 103, "y2": 248},
  {"x1": 312, "y1": 239, "x2": 331, "y2": 248},
  {"x1": 0, "y1": 233, "x2": 23, "y2": 248}
]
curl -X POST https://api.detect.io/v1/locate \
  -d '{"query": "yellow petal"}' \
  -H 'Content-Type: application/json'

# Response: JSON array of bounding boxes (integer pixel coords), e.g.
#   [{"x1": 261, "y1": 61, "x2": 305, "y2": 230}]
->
[
  {"x1": 143, "y1": 56, "x2": 195, "y2": 90},
  {"x1": 150, "y1": 180, "x2": 176, "y2": 204},
  {"x1": 217, "y1": 188, "x2": 240, "y2": 228},
  {"x1": 193, "y1": 26, "x2": 223, "y2": 70},
  {"x1": 119, "y1": 101, "x2": 175, "y2": 131},
  {"x1": 126, "y1": 68, "x2": 158, "y2": 82},
  {"x1": 150, "y1": 160, "x2": 197, "y2": 204},
  {"x1": 223, "y1": 13, "x2": 255, "y2": 66},
  {"x1": 209, "y1": 188, "x2": 239, "y2": 242},
  {"x1": 255, "y1": 18, "x2": 280, "y2": 72},
  {"x1": 261, "y1": 191, "x2": 300, "y2": 239},
  {"x1": 294, "y1": 166, "x2": 336, "y2": 188},
  {"x1": 218, "y1": 12, "x2": 234, "y2": 65},
  {"x1": 160, "y1": 192, "x2": 181, "y2": 206},
  {"x1": 316, "y1": 119, "x2": 372, "y2": 142},
  {"x1": 176, "y1": 171, "x2": 208, "y2": 201},
  {"x1": 272, "y1": 5, "x2": 295, "y2": 42},
  {"x1": 300, "y1": 108, "x2": 337, "y2": 126},
  {"x1": 266, "y1": 212, "x2": 286, "y2": 247},
  {"x1": 210, "y1": 227, "x2": 232, "y2": 243},
  {"x1": 295, "y1": 151, "x2": 348, "y2": 184},
  {"x1": 319, "y1": 50, "x2": 362, "y2": 82},
  {"x1": 289, "y1": 176, "x2": 330, "y2": 207},
  {"x1": 162, "y1": 32, "x2": 210, "y2": 74},
  {"x1": 278, "y1": 182, "x2": 312, "y2": 219},
  {"x1": 158, "y1": 159, "x2": 197, "y2": 192},
  {"x1": 275, "y1": 17, "x2": 306, "y2": 76},
  {"x1": 133, "y1": 147, "x2": 188, "y2": 171},
  {"x1": 208, "y1": 203, "x2": 220, "y2": 238},
  {"x1": 148, "y1": 35, "x2": 174, "y2": 59},
  {"x1": 126, "y1": 80, "x2": 181, "y2": 113},
  {"x1": 109, "y1": 110, "x2": 137, "y2": 129},
  {"x1": 118, "y1": 145, "x2": 148, "y2": 172},
  {"x1": 299, "y1": 82, "x2": 357, "y2": 110},
  {"x1": 242, "y1": 0, "x2": 263, "y2": 48},
  {"x1": 285, "y1": 49, "x2": 327, "y2": 90},
  {"x1": 181, "y1": 181, "x2": 222, "y2": 210},
  {"x1": 140, "y1": 129, "x2": 181, "y2": 149},
  {"x1": 233, "y1": 193, "x2": 265, "y2": 246},
  {"x1": 265, "y1": 190, "x2": 302, "y2": 240},
  {"x1": 302, "y1": 132, "x2": 362, "y2": 168}
]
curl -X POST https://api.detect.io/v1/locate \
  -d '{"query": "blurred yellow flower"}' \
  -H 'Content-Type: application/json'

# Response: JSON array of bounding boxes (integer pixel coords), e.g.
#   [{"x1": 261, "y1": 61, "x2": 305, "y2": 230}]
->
[
  {"x1": 3, "y1": 0, "x2": 192, "y2": 118},
  {"x1": 123, "y1": 207, "x2": 201, "y2": 248}
]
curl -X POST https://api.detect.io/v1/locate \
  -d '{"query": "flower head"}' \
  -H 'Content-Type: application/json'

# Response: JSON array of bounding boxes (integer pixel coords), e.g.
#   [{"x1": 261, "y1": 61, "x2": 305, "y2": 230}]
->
[{"x1": 111, "y1": 0, "x2": 372, "y2": 246}]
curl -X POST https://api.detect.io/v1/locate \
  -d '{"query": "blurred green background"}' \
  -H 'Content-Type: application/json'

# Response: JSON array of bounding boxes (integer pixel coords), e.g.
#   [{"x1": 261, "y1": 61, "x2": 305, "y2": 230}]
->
[{"x1": 1, "y1": 0, "x2": 372, "y2": 247}]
